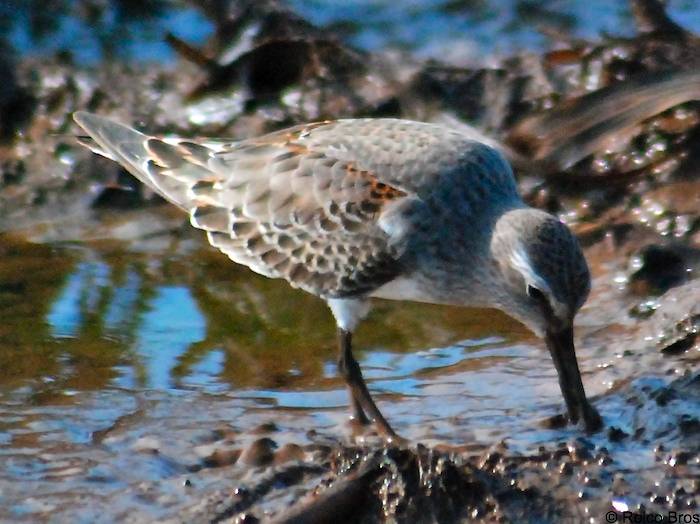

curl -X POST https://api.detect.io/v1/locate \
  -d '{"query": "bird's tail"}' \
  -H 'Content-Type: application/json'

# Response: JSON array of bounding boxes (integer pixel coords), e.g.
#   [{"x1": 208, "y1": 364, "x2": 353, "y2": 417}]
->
[{"x1": 73, "y1": 111, "x2": 198, "y2": 210}]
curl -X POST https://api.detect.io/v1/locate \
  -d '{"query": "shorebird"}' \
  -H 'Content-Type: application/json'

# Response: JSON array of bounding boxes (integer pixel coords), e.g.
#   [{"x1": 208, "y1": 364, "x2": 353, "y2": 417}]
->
[{"x1": 73, "y1": 112, "x2": 602, "y2": 439}]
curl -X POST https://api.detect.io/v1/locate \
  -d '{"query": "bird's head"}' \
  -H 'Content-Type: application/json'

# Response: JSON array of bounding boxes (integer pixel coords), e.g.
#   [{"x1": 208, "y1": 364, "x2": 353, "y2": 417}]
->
[{"x1": 490, "y1": 207, "x2": 602, "y2": 432}]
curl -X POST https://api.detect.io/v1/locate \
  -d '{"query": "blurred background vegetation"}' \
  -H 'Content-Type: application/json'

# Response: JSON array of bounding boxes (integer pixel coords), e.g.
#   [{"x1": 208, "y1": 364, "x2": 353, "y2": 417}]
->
[{"x1": 3, "y1": 0, "x2": 697, "y2": 65}]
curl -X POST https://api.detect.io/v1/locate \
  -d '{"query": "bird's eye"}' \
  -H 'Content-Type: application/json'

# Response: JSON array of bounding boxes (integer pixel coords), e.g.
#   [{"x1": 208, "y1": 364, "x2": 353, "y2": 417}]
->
[{"x1": 527, "y1": 285, "x2": 545, "y2": 302}]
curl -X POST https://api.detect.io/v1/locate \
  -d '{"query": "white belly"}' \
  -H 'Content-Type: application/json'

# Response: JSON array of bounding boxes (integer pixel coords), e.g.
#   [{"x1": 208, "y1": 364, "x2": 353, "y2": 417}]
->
[
  {"x1": 370, "y1": 274, "x2": 495, "y2": 310},
  {"x1": 370, "y1": 276, "x2": 441, "y2": 303}
]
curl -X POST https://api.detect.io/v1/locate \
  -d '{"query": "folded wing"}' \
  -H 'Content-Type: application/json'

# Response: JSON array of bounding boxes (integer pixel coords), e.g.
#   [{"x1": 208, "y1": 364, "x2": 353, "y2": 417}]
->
[{"x1": 73, "y1": 112, "x2": 513, "y2": 297}]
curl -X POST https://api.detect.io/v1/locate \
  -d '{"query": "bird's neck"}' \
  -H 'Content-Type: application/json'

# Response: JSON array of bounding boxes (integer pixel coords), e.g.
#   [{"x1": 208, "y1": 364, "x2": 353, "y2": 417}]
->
[{"x1": 379, "y1": 201, "x2": 530, "y2": 308}]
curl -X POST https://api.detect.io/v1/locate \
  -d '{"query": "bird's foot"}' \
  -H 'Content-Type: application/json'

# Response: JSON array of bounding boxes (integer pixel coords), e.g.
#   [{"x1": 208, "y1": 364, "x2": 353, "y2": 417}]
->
[{"x1": 346, "y1": 415, "x2": 409, "y2": 447}]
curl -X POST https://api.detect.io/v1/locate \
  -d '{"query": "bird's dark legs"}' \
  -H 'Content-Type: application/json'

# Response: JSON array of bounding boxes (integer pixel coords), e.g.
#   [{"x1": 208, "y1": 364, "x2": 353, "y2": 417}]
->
[
  {"x1": 337, "y1": 328, "x2": 397, "y2": 438},
  {"x1": 337, "y1": 329, "x2": 369, "y2": 424},
  {"x1": 347, "y1": 385, "x2": 370, "y2": 425}
]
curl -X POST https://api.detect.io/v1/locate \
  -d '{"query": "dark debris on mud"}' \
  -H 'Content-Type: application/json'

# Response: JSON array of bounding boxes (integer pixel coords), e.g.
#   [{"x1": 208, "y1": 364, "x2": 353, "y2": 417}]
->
[
  {"x1": 184, "y1": 397, "x2": 700, "y2": 524},
  {"x1": 189, "y1": 443, "x2": 561, "y2": 523},
  {"x1": 186, "y1": 366, "x2": 700, "y2": 523}
]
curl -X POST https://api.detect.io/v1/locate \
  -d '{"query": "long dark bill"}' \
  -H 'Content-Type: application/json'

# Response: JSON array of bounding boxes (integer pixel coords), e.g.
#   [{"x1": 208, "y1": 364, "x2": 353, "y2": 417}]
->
[{"x1": 545, "y1": 326, "x2": 603, "y2": 432}]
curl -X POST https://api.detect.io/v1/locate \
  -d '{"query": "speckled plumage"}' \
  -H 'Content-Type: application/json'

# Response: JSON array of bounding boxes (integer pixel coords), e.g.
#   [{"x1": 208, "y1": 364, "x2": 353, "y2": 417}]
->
[
  {"x1": 74, "y1": 114, "x2": 521, "y2": 301},
  {"x1": 74, "y1": 111, "x2": 600, "y2": 437}
]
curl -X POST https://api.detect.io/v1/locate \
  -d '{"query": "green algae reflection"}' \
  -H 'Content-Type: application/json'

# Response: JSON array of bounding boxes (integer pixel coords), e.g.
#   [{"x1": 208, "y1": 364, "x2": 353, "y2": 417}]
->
[{"x1": 0, "y1": 235, "x2": 530, "y2": 399}]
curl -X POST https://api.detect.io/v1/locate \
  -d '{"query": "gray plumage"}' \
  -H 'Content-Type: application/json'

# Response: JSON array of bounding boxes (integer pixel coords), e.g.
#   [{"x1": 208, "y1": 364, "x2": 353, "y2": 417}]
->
[{"x1": 74, "y1": 111, "x2": 601, "y2": 437}]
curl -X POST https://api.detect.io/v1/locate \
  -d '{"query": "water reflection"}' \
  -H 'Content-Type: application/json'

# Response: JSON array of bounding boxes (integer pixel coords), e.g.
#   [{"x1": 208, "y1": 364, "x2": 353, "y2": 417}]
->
[
  {"x1": 0, "y1": 234, "x2": 536, "y2": 401},
  {"x1": 48, "y1": 260, "x2": 113, "y2": 339},
  {"x1": 0, "y1": 235, "x2": 75, "y2": 389},
  {"x1": 0, "y1": 234, "x2": 577, "y2": 505},
  {"x1": 0, "y1": 232, "x2": 584, "y2": 460},
  {"x1": 1, "y1": 234, "x2": 676, "y2": 521}
]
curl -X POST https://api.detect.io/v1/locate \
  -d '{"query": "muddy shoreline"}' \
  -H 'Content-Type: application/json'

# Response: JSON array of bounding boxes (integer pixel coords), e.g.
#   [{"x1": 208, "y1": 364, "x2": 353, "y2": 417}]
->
[{"x1": 0, "y1": 0, "x2": 699, "y2": 522}]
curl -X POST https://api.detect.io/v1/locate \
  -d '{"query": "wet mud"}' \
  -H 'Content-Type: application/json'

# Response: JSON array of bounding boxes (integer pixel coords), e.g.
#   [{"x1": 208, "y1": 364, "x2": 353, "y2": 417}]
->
[{"x1": 0, "y1": 0, "x2": 699, "y2": 522}]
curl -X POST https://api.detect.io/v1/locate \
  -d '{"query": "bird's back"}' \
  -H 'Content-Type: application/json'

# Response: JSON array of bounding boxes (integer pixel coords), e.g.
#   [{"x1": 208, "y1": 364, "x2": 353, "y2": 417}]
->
[{"x1": 74, "y1": 113, "x2": 521, "y2": 300}]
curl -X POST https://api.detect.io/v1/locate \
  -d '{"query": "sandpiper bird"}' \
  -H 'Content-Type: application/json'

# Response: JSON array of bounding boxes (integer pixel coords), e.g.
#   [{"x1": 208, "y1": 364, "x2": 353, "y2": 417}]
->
[{"x1": 73, "y1": 112, "x2": 603, "y2": 438}]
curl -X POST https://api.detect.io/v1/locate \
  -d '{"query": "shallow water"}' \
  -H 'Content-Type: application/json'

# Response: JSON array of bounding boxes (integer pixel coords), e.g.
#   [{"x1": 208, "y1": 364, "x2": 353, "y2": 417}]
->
[
  {"x1": 0, "y1": 231, "x2": 592, "y2": 519},
  {"x1": 291, "y1": 0, "x2": 700, "y2": 63},
  {"x1": 2, "y1": 223, "x2": 697, "y2": 520},
  {"x1": 8, "y1": 0, "x2": 700, "y2": 64}
]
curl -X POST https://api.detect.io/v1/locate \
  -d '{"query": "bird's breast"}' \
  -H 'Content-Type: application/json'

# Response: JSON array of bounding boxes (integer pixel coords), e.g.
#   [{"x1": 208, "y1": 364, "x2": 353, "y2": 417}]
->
[
  {"x1": 370, "y1": 275, "x2": 436, "y2": 303},
  {"x1": 370, "y1": 258, "x2": 495, "y2": 308}
]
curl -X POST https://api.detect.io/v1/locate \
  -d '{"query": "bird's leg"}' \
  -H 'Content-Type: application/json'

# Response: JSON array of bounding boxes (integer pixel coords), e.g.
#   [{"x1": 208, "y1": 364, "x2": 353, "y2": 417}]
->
[
  {"x1": 337, "y1": 328, "x2": 397, "y2": 438},
  {"x1": 348, "y1": 388, "x2": 370, "y2": 425},
  {"x1": 337, "y1": 329, "x2": 369, "y2": 424}
]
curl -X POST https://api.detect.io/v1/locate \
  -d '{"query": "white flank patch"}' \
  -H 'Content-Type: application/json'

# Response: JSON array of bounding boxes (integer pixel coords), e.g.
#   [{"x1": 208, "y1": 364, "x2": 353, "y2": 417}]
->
[
  {"x1": 371, "y1": 276, "x2": 434, "y2": 303},
  {"x1": 327, "y1": 298, "x2": 371, "y2": 332}
]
